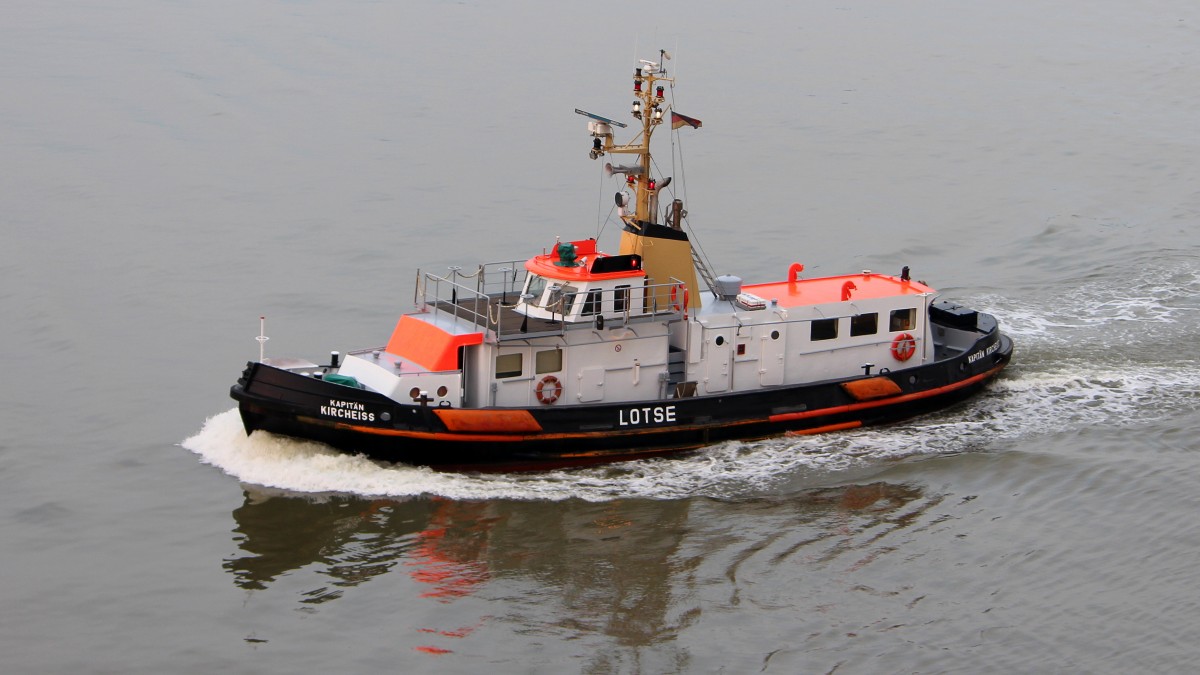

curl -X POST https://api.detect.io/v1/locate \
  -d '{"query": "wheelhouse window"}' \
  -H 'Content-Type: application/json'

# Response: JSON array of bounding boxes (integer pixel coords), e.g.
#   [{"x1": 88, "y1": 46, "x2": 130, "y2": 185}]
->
[
  {"x1": 581, "y1": 289, "x2": 603, "y2": 316},
  {"x1": 552, "y1": 284, "x2": 577, "y2": 314},
  {"x1": 850, "y1": 313, "x2": 878, "y2": 336},
  {"x1": 495, "y1": 352, "x2": 523, "y2": 378},
  {"x1": 811, "y1": 318, "x2": 838, "y2": 341},
  {"x1": 614, "y1": 285, "x2": 630, "y2": 313},
  {"x1": 524, "y1": 275, "x2": 548, "y2": 305},
  {"x1": 535, "y1": 348, "x2": 562, "y2": 374},
  {"x1": 890, "y1": 308, "x2": 916, "y2": 331}
]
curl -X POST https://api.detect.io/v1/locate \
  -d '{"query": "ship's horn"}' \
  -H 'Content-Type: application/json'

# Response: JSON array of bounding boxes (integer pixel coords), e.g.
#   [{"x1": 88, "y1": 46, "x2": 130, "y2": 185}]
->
[{"x1": 605, "y1": 162, "x2": 644, "y2": 177}]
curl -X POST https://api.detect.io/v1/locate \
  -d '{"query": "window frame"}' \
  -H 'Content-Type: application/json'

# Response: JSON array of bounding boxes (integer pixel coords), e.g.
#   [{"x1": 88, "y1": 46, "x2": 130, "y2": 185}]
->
[
  {"x1": 495, "y1": 352, "x2": 523, "y2": 379},
  {"x1": 811, "y1": 318, "x2": 839, "y2": 341},
  {"x1": 850, "y1": 313, "x2": 878, "y2": 337},
  {"x1": 889, "y1": 308, "x2": 917, "y2": 331}
]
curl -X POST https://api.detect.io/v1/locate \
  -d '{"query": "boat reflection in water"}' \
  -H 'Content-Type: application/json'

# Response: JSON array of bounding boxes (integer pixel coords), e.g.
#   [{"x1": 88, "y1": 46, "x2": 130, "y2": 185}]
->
[
  {"x1": 225, "y1": 488, "x2": 492, "y2": 602},
  {"x1": 224, "y1": 481, "x2": 932, "y2": 659}
]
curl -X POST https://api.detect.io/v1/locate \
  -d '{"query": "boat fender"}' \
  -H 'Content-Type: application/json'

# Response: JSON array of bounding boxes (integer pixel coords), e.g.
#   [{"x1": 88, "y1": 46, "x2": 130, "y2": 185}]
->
[
  {"x1": 535, "y1": 375, "x2": 562, "y2": 404},
  {"x1": 891, "y1": 333, "x2": 917, "y2": 361}
]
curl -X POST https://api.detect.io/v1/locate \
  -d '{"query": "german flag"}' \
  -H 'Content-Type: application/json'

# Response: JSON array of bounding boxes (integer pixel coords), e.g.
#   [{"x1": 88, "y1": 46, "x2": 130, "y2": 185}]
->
[{"x1": 670, "y1": 112, "x2": 702, "y2": 130}]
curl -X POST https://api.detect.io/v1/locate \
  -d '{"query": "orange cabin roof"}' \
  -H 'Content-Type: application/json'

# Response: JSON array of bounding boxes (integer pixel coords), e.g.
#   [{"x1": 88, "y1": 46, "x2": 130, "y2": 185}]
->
[
  {"x1": 524, "y1": 238, "x2": 645, "y2": 282},
  {"x1": 743, "y1": 273, "x2": 934, "y2": 308},
  {"x1": 385, "y1": 315, "x2": 483, "y2": 372}
]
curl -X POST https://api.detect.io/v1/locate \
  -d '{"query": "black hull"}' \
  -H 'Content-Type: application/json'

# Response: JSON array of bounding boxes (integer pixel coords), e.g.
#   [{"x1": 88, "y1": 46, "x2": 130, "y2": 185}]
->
[{"x1": 230, "y1": 328, "x2": 1013, "y2": 470}]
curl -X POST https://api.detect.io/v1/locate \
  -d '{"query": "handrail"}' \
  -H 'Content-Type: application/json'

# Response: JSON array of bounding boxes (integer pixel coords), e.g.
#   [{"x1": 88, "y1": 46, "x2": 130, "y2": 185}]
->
[{"x1": 415, "y1": 263, "x2": 688, "y2": 339}]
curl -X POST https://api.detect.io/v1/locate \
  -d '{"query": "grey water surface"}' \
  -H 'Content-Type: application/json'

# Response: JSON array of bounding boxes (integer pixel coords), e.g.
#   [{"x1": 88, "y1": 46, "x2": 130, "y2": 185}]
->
[{"x1": 5, "y1": 1, "x2": 1200, "y2": 672}]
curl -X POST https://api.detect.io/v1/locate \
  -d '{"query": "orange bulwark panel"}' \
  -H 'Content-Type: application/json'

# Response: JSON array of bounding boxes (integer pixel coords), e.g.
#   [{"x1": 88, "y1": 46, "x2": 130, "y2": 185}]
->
[
  {"x1": 385, "y1": 315, "x2": 483, "y2": 372},
  {"x1": 841, "y1": 377, "x2": 903, "y2": 402},
  {"x1": 433, "y1": 408, "x2": 543, "y2": 433}
]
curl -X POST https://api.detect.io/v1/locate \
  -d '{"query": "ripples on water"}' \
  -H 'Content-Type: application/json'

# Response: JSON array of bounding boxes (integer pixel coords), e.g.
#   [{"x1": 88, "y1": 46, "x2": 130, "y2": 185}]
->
[{"x1": 182, "y1": 252, "x2": 1200, "y2": 502}]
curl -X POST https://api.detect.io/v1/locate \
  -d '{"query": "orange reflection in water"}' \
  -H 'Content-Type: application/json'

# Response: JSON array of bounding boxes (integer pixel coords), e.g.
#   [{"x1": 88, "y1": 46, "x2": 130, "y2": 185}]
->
[{"x1": 408, "y1": 498, "x2": 495, "y2": 655}]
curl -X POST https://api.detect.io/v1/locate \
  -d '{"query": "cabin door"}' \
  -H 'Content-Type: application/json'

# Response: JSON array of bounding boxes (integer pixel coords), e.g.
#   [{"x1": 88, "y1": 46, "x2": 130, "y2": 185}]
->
[
  {"x1": 760, "y1": 327, "x2": 786, "y2": 386},
  {"x1": 704, "y1": 330, "x2": 731, "y2": 393}
]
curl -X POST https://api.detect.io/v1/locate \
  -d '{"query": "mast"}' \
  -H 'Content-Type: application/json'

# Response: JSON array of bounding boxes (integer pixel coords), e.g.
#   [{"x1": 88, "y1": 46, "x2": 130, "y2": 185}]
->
[
  {"x1": 580, "y1": 51, "x2": 702, "y2": 310},
  {"x1": 598, "y1": 53, "x2": 670, "y2": 224}
]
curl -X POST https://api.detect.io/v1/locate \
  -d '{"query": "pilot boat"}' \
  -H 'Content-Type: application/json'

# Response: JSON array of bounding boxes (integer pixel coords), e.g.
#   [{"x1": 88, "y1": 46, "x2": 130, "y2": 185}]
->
[{"x1": 230, "y1": 53, "x2": 1013, "y2": 470}]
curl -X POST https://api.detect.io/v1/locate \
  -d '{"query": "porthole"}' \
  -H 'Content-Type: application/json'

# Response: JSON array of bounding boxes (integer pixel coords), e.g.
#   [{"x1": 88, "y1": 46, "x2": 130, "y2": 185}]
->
[
  {"x1": 409, "y1": 387, "x2": 421, "y2": 400},
  {"x1": 771, "y1": 330, "x2": 780, "y2": 340},
  {"x1": 437, "y1": 385, "x2": 448, "y2": 397},
  {"x1": 715, "y1": 336, "x2": 725, "y2": 346}
]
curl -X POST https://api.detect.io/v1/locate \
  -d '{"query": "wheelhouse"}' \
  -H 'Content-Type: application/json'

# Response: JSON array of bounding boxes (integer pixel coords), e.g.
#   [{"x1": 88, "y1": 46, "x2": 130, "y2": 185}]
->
[{"x1": 516, "y1": 239, "x2": 651, "y2": 323}]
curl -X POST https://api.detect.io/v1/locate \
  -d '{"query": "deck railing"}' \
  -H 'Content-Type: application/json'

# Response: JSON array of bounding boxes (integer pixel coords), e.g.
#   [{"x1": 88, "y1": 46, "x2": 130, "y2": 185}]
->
[{"x1": 415, "y1": 262, "x2": 687, "y2": 340}]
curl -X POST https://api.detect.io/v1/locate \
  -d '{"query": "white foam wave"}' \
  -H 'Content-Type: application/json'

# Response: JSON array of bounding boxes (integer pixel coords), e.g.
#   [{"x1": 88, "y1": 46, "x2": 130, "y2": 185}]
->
[
  {"x1": 802, "y1": 364, "x2": 1200, "y2": 461},
  {"x1": 979, "y1": 255, "x2": 1200, "y2": 346},
  {"x1": 181, "y1": 409, "x2": 859, "y2": 501}
]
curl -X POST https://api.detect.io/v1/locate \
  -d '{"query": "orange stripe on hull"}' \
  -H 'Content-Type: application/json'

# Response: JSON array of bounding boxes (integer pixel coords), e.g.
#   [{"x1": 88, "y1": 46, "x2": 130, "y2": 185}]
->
[
  {"x1": 770, "y1": 364, "x2": 1005, "y2": 424},
  {"x1": 786, "y1": 421, "x2": 863, "y2": 436},
  {"x1": 326, "y1": 421, "x2": 720, "y2": 443}
]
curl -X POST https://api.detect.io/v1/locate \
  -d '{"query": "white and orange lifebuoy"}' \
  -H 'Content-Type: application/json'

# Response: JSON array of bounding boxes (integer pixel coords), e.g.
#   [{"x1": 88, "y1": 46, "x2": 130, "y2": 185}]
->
[
  {"x1": 670, "y1": 285, "x2": 689, "y2": 319},
  {"x1": 535, "y1": 375, "x2": 562, "y2": 404},
  {"x1": 891, "y1": 333, "x2": 917, "y2": 361}
]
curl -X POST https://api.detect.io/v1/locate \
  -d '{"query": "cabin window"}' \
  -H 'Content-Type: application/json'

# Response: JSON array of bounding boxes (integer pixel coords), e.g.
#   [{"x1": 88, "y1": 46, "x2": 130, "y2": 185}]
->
[
  {"x1": 495, "y1": 352, "x2": 523, "y2": 378},
  {"x1": 850, "y1": 313, "x2": 878, "y2": 336},
  {"x1": 614, "y1": 285, "x2": 631, "y2": 313},
  {"x1": 811, "y1": 318, "x2": 838, "y2": 341},
  {"x1": 890, "y1": 308, "x2": 916, "y2": 331},
  {"x1": 551, "y1": 284, "x2": 577, "y2": 314},
  {"x1": 535, "y1": 348, "x2": 562, "y2": 374},
  {"x1": 581, "y1": 289, "x2": 603, "y2": 316},
  {"x1": 524, "y1": 275, "x2": 548, "y2": 305}
]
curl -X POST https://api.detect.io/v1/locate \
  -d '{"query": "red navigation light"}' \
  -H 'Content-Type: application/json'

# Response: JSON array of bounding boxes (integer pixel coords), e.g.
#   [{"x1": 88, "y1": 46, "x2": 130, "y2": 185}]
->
[
  {"x1": 626, "y1": 175, "x2": 636, "y2": 186},
  {"x1": 656, "y1": 86, "x2": 664, "y2": 98},
  {"x1": 648, "y1": 178, "x2": 656, "y2": 190},
  {"x1": 631, "y1": 258, "x2": 639, "y2": 268}
]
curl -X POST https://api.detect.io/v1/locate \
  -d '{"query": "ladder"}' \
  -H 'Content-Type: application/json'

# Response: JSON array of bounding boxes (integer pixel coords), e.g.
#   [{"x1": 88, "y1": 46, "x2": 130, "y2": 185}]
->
[{"x1": 690, "y1": 244, "x2": 719, "y2": 296}]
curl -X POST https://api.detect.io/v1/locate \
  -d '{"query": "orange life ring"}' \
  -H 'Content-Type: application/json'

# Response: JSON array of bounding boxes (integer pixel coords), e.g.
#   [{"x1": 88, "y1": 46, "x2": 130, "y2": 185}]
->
[
  {"x1": 669, "y1": 285, "x2": 689, "y2": 318},
  {"x1": 891, "y1": 333, "x2": 917, "y2": 361},
  {"x1": 535, "y1": 375, "x2": 562, "y2": 404}
]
